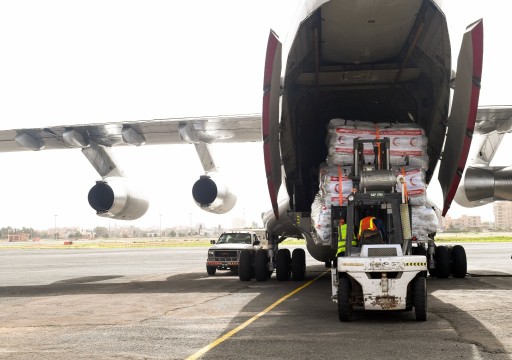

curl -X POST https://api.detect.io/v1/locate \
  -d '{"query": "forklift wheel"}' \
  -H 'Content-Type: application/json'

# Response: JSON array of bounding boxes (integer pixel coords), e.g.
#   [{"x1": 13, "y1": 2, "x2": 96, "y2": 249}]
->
[
  {"x1": 413, "y1": 276, "x2": 427, "y2": 321},
  {"x1": 337, "y1": 277, "x2": 352, "y2": 322}
]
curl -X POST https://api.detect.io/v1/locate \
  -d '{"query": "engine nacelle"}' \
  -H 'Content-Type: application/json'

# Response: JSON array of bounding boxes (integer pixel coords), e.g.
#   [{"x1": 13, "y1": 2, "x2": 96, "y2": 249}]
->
[
  {"x1": 88, "y1": 177, "x2": 149, "y2": 220},
  {"x1": 454, "y1": 166, "x2": 512, "y2": 208},
  {"x1": 192, "y1": 172, "x2": 236, "y2": 214}
]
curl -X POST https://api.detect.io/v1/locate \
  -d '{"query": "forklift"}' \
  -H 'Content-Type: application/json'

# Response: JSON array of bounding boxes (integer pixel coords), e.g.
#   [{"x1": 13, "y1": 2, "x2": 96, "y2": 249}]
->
[{"x1": 331, "y1": 138, "x2": 428, "y2": 321}]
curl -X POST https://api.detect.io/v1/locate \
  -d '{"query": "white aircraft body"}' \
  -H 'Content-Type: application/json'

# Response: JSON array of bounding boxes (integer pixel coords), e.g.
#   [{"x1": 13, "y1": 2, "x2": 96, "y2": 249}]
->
[{"x1": 0, "y1": 0, "x2": 510, "y2": 273}]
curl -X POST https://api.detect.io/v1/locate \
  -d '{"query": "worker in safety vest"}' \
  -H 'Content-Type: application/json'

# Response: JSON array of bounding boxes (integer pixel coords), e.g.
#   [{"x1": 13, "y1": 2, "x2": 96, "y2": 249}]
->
[
  {"x1": 337, "y1": 219, "x2": 357, "y2": 256},
  {"x1": 358, "y1": 216, "x2": 378, "y2": 239},
  {"x1": 358, "y1": 216, "x2": 386, "y2": 242}
]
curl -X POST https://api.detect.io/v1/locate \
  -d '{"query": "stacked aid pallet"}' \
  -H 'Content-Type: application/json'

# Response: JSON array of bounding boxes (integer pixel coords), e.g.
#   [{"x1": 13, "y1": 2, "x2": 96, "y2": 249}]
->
[
  {"x1": 311, "y1": 163, "x2": 352, "y2": 245},
  {"x1": 326, "y1": 119, "x2": 429, "y2": 169},
  {"x1": 311, "y1": 119, "x2": 438, "y2": 244}
]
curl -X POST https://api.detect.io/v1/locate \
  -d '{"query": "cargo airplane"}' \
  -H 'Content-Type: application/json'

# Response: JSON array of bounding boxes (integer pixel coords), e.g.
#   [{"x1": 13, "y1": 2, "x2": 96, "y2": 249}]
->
[{"x1": 0, "y1": 0, "x2": 510, "y2": 280}]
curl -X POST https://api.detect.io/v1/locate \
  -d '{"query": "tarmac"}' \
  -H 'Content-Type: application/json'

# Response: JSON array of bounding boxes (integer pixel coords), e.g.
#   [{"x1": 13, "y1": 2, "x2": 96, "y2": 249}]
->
[{"x1": 0, "y1": 242, "x2": 510, "y2": 359}]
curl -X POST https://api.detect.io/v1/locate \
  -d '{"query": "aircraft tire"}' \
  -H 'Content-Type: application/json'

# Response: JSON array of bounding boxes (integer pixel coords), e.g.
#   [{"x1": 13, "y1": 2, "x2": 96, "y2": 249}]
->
[
  {"x1": 451, "y1": 245, "x2": 467, "y2": 278},
  {"x1": 276, "y1": 248, "x2": 291, "y2": 281},
  {"x1": 239, "y1": 249, "x2": 253, "y2": 281},
  {"x1": 206, "y1": 266, "x2": 216, "y2": 276},
  {"x1": 337, "y1": 276, "x2": 352, "y2": 322},
  {"x1": 254, "y1": 249, "x2": 269, "y2": 281},
  {"x1": 434, "y1": 245, "x2": 450, "y2": 278},
  {"x1": 292, "y1": 248, "x2": 306, "y2": 281},
  {"x1": 413, "y1": 276, "x2": 427, "y2": 321}
]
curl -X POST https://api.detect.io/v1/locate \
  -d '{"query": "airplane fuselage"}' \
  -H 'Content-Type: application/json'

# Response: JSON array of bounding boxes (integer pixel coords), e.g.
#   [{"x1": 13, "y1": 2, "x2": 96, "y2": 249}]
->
[{"x1": 263, "y1": 0, "x2": 480, "y2": 262}]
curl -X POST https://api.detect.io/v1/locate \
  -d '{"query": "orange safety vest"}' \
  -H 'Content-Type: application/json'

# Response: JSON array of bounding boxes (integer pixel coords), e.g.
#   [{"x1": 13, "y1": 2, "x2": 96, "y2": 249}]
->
[{"x1": 358, "y1": 216, "x2": 378, "y2": 239}]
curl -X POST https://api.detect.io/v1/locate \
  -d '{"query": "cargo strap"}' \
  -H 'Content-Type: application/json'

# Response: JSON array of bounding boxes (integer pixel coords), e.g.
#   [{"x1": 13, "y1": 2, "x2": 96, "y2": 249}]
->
[{"x1": 401, "y1": 167, "x2": 408, "y2": 203}]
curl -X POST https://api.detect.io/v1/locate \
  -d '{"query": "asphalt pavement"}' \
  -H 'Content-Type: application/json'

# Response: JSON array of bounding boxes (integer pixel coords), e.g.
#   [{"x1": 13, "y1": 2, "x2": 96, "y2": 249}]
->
[{"x1": 0, "y1": 243, "x2": 510, "y2": 359}]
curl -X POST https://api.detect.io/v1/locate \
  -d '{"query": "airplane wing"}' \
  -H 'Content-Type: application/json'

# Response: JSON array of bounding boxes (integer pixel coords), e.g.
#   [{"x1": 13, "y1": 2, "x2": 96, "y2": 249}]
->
[
  {"x1": 0, "y1": 113, "x2": 263, "y2": 220},
  {"x1": 473, "y1": 106, "x2": 512, "y2": 166},
  {"x1": 0, "y1": 114, "x2": 262, "y2": 152}
]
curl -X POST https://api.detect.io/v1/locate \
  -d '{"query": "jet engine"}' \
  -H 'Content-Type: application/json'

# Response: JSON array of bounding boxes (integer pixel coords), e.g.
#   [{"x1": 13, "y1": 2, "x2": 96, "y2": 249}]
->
[
  {"x1": 192, "y1": 172, "x2": 236, "y2": 214},
  {"x1": 88, "y1": 177, "x2": 149, "y2": 220},
  {"x1": 454, "y1": 166, "x2": 512, "y2": 207}
]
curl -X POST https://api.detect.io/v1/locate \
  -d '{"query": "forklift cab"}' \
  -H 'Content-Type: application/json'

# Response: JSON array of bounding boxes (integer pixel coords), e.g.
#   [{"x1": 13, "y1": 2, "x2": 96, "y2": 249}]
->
[{"x1": 331, "y1": 195, "x2": 406, "y2": 257}]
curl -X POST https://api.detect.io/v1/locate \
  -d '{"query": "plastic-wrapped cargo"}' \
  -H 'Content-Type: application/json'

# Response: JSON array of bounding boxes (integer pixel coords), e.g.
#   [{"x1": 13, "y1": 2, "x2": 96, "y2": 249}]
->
[
  {"x1": 327, "y1": 119, "x2": 429, "y2": 169},
  {"x1": 311, "y1": 164, "x2": 353, "y2": 244},
  {"x1": 377, "y1": 123, "x2": 428, "y2": 169},
  {"x1": 314, "y1": 119, "x2": 433, "y2": 244},
  {"x1": 327, "y1": 118, "x2": 374, "y2": 132},
  {"x1": 326, "y1": 119, "x2": 376, "y2": 165},
  {"x1": 318, "y1": 163, "x2": 353, "y2": 204},
  {"x1": 411, "y1": 205, "x2": 439, "y2": 240},
  {"x1": 393, "y1": 166, "x2": 427, "y2": 206},
  {"x1": 310, "y1": 195, "x2": 332, "y2": 245}
]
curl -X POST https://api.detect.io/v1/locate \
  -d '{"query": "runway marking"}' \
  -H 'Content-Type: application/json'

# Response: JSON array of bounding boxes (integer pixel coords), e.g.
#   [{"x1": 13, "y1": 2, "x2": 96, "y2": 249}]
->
[{"x1": 186, "y1": 270, "x2": 329, "y2": 360}]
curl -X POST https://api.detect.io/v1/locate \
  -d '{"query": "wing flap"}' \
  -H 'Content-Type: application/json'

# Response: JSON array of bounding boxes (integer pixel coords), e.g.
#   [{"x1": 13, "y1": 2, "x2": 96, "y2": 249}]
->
[
  {"x1": 0, "y1": 114, "x2": 261, "y2": 152},
  {"x1": 475, "y1": 106, "x2": 512, "y2": 134}
]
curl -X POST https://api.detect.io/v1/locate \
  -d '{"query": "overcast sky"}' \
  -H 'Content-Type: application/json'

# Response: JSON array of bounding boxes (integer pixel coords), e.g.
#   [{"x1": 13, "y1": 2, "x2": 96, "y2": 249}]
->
[{"x1": 0, "y1": 1, "x2": 510, "y2": 231}]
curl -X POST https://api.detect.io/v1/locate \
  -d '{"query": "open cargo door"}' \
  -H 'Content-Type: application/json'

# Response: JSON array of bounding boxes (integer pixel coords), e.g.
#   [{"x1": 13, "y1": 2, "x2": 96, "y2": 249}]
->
[
  {"x1": 438, "y1": 19, "x2": 483, "y2": 216},
  {"x1": 262, "y1": 30, "x2": 282, "y2": 219}
]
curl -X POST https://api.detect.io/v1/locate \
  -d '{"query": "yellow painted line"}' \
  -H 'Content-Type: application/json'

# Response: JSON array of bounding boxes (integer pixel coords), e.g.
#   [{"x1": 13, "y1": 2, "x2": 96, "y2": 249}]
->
[{"x1": 186, "y1": 270, "x2": 329, "y2": 360}]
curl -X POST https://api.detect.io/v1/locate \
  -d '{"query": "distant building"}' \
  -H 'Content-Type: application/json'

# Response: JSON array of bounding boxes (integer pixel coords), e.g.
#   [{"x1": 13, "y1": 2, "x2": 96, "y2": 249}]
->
[
  {"x1": 8, "y1": 233, "x2": 30, "y2": 242},
  {"x1": 445, "y1": 215, "x2": 482, "y2": 231},
  {"x1": 493, "y1": 202, "x2": 512, "y2": 230}
]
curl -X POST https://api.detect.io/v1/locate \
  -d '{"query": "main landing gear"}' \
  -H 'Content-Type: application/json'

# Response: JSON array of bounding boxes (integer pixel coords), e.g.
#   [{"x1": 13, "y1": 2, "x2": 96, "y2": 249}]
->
[
  {"x1": 414, "y1": 243, "x2": 467, "y2": 279},
  {"x1": 238, "y1": 246, "x2": 306, "y2": 282},
  {"x1": 275, "y1": 248, "x2": 306, "y2": 281}
]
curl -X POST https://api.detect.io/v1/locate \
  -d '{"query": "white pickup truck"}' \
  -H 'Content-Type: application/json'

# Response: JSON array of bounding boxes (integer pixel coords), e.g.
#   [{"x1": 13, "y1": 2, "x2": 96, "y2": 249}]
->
[{"x1": 206, "y1": 231, "x2": 262, "y2": 275}]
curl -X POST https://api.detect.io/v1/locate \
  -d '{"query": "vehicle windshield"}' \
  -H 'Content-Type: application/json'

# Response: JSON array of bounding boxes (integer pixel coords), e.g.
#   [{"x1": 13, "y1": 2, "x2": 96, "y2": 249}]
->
[{"x1": 217, "y1": 233, "x2": 252, "y2": 244}]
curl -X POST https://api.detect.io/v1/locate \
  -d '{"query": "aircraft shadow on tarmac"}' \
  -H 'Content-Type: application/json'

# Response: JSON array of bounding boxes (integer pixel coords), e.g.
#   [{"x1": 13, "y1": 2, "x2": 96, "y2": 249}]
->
[
  {"x1": 0, "y1": 265, "x2": 509, "y2": 357},
  {"x1": 52, "y1": 275, "x2": 125, "y2": 285},
  {"x1": 0, "y1": 263, "x2": 328, "y2": 295},
  {"x1": 0, "y1": 265, "x2": 509, "y2": 295},
  {"x1": 428, "y1": 273, "x2": 512, "y2": 291},
  {"x1": 203, "y1": 271, "x2": 510, "y2": 359}
]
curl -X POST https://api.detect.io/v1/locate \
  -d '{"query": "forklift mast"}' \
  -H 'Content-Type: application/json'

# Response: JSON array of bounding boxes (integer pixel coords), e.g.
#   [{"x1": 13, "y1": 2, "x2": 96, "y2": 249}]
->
[{"x1": 330, "y1": 138, "x2": 412, "y2": 256}]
